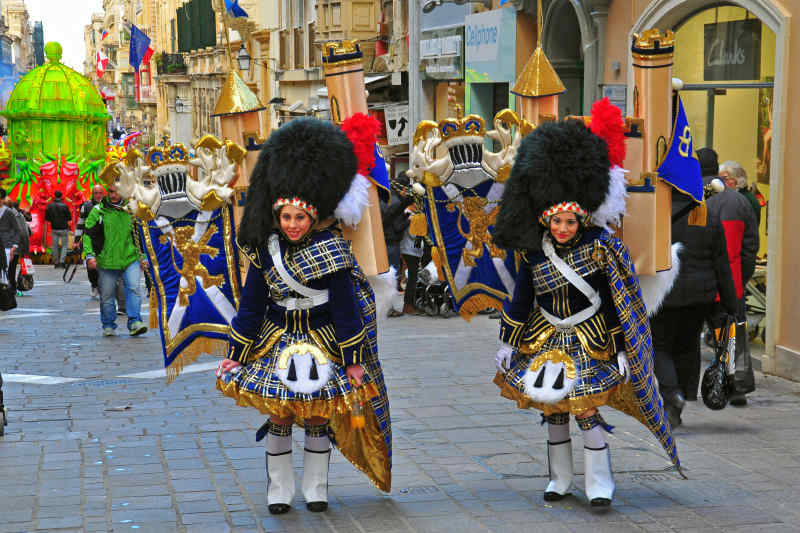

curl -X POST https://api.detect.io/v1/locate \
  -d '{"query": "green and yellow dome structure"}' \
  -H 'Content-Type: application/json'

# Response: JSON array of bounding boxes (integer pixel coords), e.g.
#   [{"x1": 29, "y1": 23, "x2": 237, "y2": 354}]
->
[{"x1": 0, "y1": 42, "x2": 110, "y2": 253}]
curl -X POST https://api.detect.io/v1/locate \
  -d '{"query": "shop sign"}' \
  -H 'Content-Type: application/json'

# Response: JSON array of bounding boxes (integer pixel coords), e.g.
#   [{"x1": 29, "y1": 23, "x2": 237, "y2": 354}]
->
[
  {"x1": 602, "y1": 85, "x2": 626, "y2": 117},
  {"x1": 704, "y1": 19, "x2": 761, "y2": 81},
  {"x1": 384, "y1": 104, "x2": 410, "y2": 146},
  {"x1": 465, "y1": 9, "x2": 517, "y2": 83},
  {"x1": 421, "y1": 28, "x2": 464, "y2": 80}
]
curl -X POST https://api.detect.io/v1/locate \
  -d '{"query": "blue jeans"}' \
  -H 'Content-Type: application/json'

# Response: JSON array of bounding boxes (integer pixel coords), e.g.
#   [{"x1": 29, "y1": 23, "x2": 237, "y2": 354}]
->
[
  {"x1": 98, "y1": 262, "x2": 142, "y2": 330},
  {"x1": 52, "y1": 229, "x2": 69, "y2": 264}
]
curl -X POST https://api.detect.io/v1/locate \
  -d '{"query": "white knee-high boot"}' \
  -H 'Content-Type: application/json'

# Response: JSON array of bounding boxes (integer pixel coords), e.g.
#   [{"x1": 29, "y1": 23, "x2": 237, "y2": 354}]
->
[
  {"x1": 545, "y1": 440, "x2": 573, "y2": 500},
  {"x1": 544, "y1": 414, "x2": 573, "y2": 501},
  {"x1": 584, "y1": 445, "x2": 614, "y2": 506},
  {"x1": 578, "y1": 414, "x2": 614, "y2": 507},
  {"x1": 302, "y1": 423, "x2": 331, "y2": 512},
  {"x1": 266, "y1": 423, "x2": 295, "y2": 514}
]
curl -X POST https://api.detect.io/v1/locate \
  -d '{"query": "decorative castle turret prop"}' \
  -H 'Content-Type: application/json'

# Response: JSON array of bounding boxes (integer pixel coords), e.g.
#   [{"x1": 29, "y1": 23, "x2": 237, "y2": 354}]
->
[
  {"x1": 211, "y1": 70, "x2": 266, "y2": 230},
  {"x1": 1, "y1": 42, "x2": 110, "y2": 254},
  {"x1": 511, "y1": 0, "x2": 566, "y2": 125},
  {"x1": 322, "y1": 41, "x2": 390, "y2": 277}
]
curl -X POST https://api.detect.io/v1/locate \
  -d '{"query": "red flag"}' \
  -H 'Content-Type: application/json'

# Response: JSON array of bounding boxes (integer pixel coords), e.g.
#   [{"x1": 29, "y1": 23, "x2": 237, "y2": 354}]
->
[{"x1": 96, "y1": 50, "x2": 109, "y2": 78}]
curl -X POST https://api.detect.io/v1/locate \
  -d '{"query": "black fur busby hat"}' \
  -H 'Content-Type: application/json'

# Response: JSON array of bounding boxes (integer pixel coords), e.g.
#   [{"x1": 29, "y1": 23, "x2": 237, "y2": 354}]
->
[
  {"x1": 492, "y1": 119, "x2": 612, "y2": 251},
  {"x1": 238, "y1": 118, "x2": 358, "y2": 247}
]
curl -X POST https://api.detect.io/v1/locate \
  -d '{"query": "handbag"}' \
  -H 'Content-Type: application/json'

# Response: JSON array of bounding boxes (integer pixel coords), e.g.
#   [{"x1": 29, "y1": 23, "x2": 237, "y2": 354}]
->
[
  {"x1": 701, "y1": 314, "x2": 736, "y2": 410},
  {"x1": 16, "y1": 256, "x2": 34, "y2": 292}
]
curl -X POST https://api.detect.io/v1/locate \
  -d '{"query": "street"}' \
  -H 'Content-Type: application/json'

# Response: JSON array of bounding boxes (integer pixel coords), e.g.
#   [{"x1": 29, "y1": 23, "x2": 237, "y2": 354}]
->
[{"x1": 1, "y1": 266, "x2": 799, "y2": 533}]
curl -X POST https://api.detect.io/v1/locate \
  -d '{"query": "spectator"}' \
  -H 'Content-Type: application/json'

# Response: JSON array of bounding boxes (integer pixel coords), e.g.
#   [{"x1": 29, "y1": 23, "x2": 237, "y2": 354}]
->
[
  {"x1": 0, "y1": 189, "x2": 21, "y2": 293},
  {"x1": 74, "y1": 185, "x2": 106, "y2": 298},
  {"x1": 698, "y1": 148, "x2": 759, "y2": 407},
  {"x1": 82, "y1": 183, "x2": 147, "y2": 337},
  {"x1": 4, "y1": 197, "x2": 31, "y2": 295},
  {"x1": 719, "y1": 160, "x2": 762, "y2": 226},
  {"x1": 44, "y1": 190, "x2": 72, "y2": 268},
  {"x1": 650, "y1": 187, "x2": 738, "y2": 428}
]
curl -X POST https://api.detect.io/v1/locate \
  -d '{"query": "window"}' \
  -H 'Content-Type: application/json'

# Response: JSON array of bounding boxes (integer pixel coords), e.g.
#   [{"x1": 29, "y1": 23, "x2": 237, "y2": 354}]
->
[{"x1": 177, "y1": 0, "x2": 216, "y2": 53}]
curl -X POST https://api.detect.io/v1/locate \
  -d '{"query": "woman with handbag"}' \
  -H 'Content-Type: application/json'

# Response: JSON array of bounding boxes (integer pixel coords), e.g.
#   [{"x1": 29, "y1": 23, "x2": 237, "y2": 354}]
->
[
  {"x1": 491, "y1": 101, "x2": 681, "y2": 508},
  {"x1": 215, "y1": 118, "x2": 392, "y2": 514}
]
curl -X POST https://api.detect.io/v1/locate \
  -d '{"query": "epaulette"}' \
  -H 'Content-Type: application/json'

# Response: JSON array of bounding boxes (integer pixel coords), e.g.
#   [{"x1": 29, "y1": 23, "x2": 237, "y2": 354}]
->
[{"x1": 237, "y1": 237, "x2": 262, "y2": 268}]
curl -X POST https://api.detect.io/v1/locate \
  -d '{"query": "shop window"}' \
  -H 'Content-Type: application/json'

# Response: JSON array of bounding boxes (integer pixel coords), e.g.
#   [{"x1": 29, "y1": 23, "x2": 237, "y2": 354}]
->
[{"x1": 674, "y1": 5, "x2": 774, "y2": 254}]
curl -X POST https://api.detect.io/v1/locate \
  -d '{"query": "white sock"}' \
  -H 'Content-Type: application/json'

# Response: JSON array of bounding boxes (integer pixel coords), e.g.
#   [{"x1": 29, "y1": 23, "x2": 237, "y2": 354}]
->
[
  {"x1": 548, "y1": 422, "x2": 570, "y2": 443},
  {"x1": 582, "y1": 426, "x2": 607, "y2": 450},
  {"x1": 266, "y1": 424, "x2": 293, "y2": 455},
  {"x1": 304, "y1": 424, "x2": 330, "y2": 452}
]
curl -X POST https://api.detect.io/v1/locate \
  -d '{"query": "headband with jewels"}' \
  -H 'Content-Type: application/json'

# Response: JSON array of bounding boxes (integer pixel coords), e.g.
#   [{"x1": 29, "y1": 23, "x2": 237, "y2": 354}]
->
[
  {"x1": 539, "y1": 201, "x2": 589, "y2": 225},
  {"x1": 272, "y1": 197, "x2": 319, "y2": 219}
]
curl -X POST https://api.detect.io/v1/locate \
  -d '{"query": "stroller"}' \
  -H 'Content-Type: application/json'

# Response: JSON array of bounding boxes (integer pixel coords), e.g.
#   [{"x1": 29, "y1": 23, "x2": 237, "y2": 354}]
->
[{"x1": 414, "y1": 262, "x2": 457, "y2": 318}]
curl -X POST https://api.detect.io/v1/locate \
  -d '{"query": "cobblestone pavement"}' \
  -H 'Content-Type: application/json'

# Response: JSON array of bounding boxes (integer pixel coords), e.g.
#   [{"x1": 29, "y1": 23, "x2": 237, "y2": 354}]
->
[{"x1": 1, "y1": 266, "x2": 799, "y2": 533}]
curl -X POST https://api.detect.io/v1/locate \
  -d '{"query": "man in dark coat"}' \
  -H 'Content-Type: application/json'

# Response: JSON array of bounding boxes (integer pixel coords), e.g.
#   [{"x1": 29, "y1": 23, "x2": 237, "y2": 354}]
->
[
  {"x1": 44, "y1": 190, "x2": 72, "y2": 268},
  {"x1": 698, "y1": 148, "x2": 760, "y2": 406}
]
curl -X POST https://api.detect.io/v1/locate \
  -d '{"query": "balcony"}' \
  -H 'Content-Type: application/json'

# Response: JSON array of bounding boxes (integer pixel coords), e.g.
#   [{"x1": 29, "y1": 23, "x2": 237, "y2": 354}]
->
[
  {"x1": 139, "y1": 84, "x2": 156, "y2": 104},
  {"x1": 156, "y1": 53, "x2": 187, "y2": 75}
]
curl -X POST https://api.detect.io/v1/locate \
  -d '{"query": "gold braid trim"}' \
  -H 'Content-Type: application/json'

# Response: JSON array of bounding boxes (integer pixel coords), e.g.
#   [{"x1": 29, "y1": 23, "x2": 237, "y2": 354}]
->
[
  {"x1": 493, "y1": 372, "x2": 650, "y2": 427},
  {"x1": 166, "y1": 338, "x2": 228, "y2": 383},
  {"x1": 457, "y1": 293, "x2": 503, "y2": 321},
  {"x1": 216, "y1": 377, "x2": 379, "y2": 418}
]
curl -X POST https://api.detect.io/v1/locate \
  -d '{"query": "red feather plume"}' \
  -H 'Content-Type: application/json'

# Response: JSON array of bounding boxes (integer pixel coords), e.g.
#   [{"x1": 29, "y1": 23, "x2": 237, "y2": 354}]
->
[
  {"x1": 340, "y1": 113, "x2": 380, "y2": 176},
  {"x1": 589, "y1": 97, "x2": 626, "y2": 168}
]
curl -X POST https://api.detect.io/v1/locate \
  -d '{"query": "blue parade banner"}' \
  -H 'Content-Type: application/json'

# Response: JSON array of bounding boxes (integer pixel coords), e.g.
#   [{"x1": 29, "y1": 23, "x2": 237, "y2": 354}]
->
[
  {"x1": 139, "y1": 205, "x2": 242, "y2": 380},
  {"x1": 658, "y1": 97, "x2": 704, "y2": 203},
  {"x1": 371, "y1": 143, "x2": 391, "y2": 203},
  {"x1": 422, "y1": 179, "x2": 518, "y2": 317}
]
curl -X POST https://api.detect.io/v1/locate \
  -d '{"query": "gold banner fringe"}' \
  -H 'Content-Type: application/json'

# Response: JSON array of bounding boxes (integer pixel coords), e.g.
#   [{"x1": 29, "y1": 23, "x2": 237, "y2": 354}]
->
[
  {"x1": 688, "y1": 203, "x2": 707, "y2": 226},
  {"x1": 149, "y1": 288, "x2": 158, "y2": 330},
  {"x1": 409, "y1": 213, "x2": 428, "y2": 237},
  {"x1": 430, "y1": 247, "x2": 446, "y2": 282},
  {"x1": 457, "y1": 293, "x2": 503, "y2": 322},
  {"x1": 165, "y1": 337, "x2": 228, "y2": 384}
]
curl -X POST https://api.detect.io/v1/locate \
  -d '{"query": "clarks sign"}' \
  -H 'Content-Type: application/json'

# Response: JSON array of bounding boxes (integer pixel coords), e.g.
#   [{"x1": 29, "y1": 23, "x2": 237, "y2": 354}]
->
[{"x1": 704, "y1": 19, "x2": 761, "y2": 81}]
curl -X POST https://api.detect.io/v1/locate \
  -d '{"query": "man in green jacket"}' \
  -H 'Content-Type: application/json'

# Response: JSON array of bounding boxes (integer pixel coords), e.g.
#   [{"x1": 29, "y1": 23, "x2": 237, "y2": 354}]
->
[{"x1": 83, "y1": 184, "x2": 147, "y2": 337}]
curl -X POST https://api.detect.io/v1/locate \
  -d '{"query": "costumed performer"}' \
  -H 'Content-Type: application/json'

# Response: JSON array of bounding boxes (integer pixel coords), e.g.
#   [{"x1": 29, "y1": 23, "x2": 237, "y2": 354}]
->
[
  {"x1": 491, "y1": 100, "x2": 681, "y2": 508},
  {"x1": 216, "y1": 117, "x2": 392, "y2": 515}
]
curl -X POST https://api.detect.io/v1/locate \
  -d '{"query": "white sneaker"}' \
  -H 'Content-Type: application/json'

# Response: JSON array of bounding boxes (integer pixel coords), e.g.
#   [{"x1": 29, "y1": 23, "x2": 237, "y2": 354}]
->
[{"x1": 91, "y1": 287, "x2": 99, "y2": 299}]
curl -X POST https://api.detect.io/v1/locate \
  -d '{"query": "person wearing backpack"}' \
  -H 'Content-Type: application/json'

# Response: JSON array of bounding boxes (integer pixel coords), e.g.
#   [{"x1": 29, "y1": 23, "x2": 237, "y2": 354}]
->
[{"x1": 82, "y1": 183, "x2": 147, "y2": 337}]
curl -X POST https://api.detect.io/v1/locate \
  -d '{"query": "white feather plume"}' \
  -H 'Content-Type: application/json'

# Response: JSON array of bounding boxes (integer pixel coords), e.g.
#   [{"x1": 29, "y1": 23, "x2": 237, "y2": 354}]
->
[
  {"x1": 590, "y1": 165, "x2": 628, "y2": 232},
  {"x1": 334, "y1": 173, "x2": 371, "y2": 228},
  {"x1": 639, "y1": 243, "x2": 683, "y2": 316}
]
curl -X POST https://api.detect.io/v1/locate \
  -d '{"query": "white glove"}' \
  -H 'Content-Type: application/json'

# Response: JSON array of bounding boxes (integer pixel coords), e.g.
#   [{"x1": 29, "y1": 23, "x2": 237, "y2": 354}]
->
[
  {"x1": 495, "y1": 343, "x2": 514, "y2": 373},
  {"x1": 617, "y1": 351, "x2": 630, "y2": 383}
]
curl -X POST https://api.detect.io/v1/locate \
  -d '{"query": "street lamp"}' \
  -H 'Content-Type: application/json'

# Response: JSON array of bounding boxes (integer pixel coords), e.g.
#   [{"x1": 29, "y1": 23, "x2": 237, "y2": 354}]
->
[{"x1": 236, "y1": 43, "x2": 251, "y2": 73}]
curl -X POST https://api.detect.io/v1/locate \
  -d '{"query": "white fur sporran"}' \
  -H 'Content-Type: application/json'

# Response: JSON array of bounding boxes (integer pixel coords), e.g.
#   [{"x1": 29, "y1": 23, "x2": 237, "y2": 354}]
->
[
  {"x1": 522, "y1": 351, "x2": 577, "y2": 404},
  {"x1": 275, "y1": 343, "x2": 333, "y2": 394}
]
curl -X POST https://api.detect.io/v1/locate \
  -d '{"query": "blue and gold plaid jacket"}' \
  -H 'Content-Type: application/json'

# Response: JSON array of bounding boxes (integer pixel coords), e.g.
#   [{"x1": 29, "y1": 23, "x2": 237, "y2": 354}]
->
[{"x1": 228, "y1": 229, "x2": 367, "y2": 367}]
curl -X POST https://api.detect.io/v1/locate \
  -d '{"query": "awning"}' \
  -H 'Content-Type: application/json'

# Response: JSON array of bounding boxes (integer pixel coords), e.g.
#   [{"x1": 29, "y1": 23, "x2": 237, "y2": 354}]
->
[{"x1": 365, "y1": 74, "x2": 390, "y2": 85}]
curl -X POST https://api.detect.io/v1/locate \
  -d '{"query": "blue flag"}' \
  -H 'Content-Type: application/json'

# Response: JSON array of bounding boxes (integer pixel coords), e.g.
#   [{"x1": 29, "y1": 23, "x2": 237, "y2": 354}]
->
[
  {"x1": 658, "y1": 97, "x2": 704, "y2": 203},
  {"x1": 128, "y1": 24, "x2": 153, "y2": 72},
  {"x1": 225, "y1": 0, "x2": 249, "y2": 17},
  {"x1": 370, "y1": 143, "x2": 391, "y2": 203}
]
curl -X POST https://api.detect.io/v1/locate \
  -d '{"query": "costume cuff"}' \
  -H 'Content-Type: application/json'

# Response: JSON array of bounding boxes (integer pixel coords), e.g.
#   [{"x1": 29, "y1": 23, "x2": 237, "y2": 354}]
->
[
  {"x1": 499, "y1": 311, "x2": 526, "y2": 347},
  {"x1": 608, "y1": 325, "x2": 625, "y2": 355},
  {"x1": 227, "y1": 324, "x2": 254, "y2": 364},
  {"x1": 339, "y1": 328, "x2": 367, "y2": 367}
]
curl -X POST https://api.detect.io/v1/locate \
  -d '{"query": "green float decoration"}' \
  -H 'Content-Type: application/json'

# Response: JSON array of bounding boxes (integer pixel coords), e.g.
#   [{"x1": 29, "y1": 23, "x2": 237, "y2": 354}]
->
[{"x1": 0, "y1": 42, "x2": 111, "y2": 253}]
